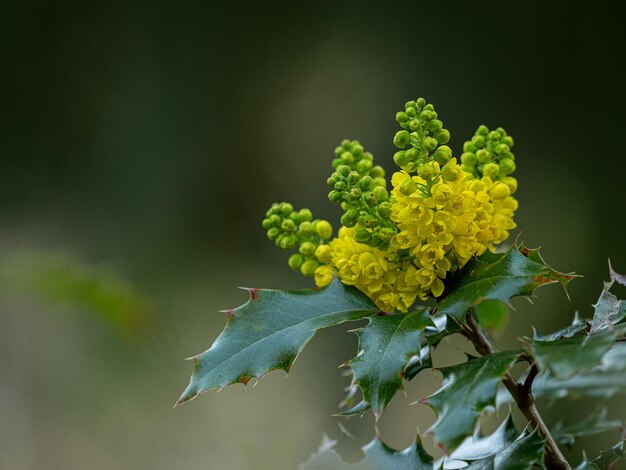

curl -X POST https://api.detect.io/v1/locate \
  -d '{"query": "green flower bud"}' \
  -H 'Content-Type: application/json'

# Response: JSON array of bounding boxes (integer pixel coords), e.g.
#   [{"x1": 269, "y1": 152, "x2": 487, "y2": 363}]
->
[
  {"x1": 327, "y1": 175, "x2": 337, "y2": 187},
  {"x1": 406, "y1": 147, "x2": 420, "y2": 161},
  {"x1": 461, "y1": 152, "x2": 477, "y2": 166},
  {"x1": 482, "y1": 162, "x2": 500, "y2": 179},
  {"x1": 270, "y1": 214, "x2": 281, "y2": 225},
  {"x1": 423, "y1": 104, "x2": 434, "y2": 111},
  {"x1": 337, "y1": 165, "x2": 351, "y2": 177},
  {"x1": 433, "y1": 146, "x2": 452, "y2": 165},
  {"x1": 340, "y1": 202, "x2": 350, "y2": 211},
  {"x1": 298, "y1": 209, "x2": 312, "y2": 222},
  {"x1": 476, "y1": 125, "x2": 489, "y2": 136},
  {"x1": 394, "y1": 151, "x2": 409, "y2": 167},
  {"x1": 463, "y1": 142, "x2": 477, "y2": 153},
  {"x1": 334, "y1": 146, "x2": 343, "y2": 157},
  {"x1": 495, "y1": 144, "x2": 510, "y2": 155},
  {"x1": 364, "y1": 192, "x2": 377, "y2": 206},
  {"x1": 267, "y1": 227, "x2": 280, "y2": 240},
  {"x1": 281, "y1": 202, "x2": 294, "y2": 216},
  {"x1": 341, "y1": 139, "x2": 351, "y2": 148},
  {"x1": 396, "y1": 111, "x2": 409, "y2": 123},
  {"x1": 417, "y1": 163, "x2": 436, "y2": 179},
  {"x1": 472, "y1": 135, "x2": 486, "y2": 148},
  {"x1": 502, "y1": 176, "x2": 518, "y2": 193},
  {"x1": 416, "y1": 97, "x2": 426, "y2": 108},
  {"x1": 300, "y1": 259, "x2": 319, "y2": 278},
  {"x1": 289, "y1": 212, "x2": 301, "y2": 223},
  {"x1": 281, "y1": 219, "x2": 296, "y2": 231},
  {"x1": 351, "y1": 143, "x2": 363, "y2": 157},
  {"x1": 280, "y1": 236, "x2": 297, "y2": 250},
  {"x1": 341, "y1": 151, "x2": 354, "y2": 164},
  {"x1": 399, "y1": 178, "x2": 418, "y2": 196},
  {"x1": 262, "y1": 218, "x2": 273, "y2": 229},
  {"x1": 347, "y1": 171, "x2": 360, "y2": 185},
  {"x1": 420, "y1": 110, "x2": 434, "y2": 121},
  {"x1": 359, "y1": 175, "x2": 374, "y2": 190},
  {"x1": 441, "y1": 164, "x2": 460, "y2": 182},
  {"x1": 488, "y1": 131, "x2": 500, "y2": 141},
  {"x1": 356, "y1": 159, "x2": 373, "y2": 173},
  {"x1": 362, "y1": 216, "x2": 378, "y2": 228},
  {"x1": 370, "y1": 166, "x2": 385, "y2": 178},
  {"x1": 299, "y1": 241, "x2": 317, "y2": 256},
  {"x1": 331, "y1": 158, "x2": 342, "y2": 169},
  {"x1": 378, "y1": 202, "x2": 392, "y2": 218},
  {"x1": 354, "y1": 229, "x2": 371, "y2": 244},
  {"x1": 427, "y1": 119, "x2": 443, "y2": 133},
  {"x1": 288, "y1": 254, "x2": 304, "y2": 270},
  {"x1": 362, "y1": 152, "x2": 374, "y2": 162},
  {"x1": 341, "y1": 212, "x2": 357, "y2": 228},
  {"x1": 502, "y1": 136, "x2": 514, "y2": 148},
  {"x1": 496, "y1": 127, "x2": 506, "y2": 136},
  {"x1": 298, "y1": 221, "x2": 314, "y2": 237},
  {"x1": 316, "y1": 220, "x2": 333, "y2": 239},
  {"x1": 405, "y1": 100, "x2": 416, "y2": 108},
  {"x1": 423, "y1": 136, "x2": 438, "y2": 151},
  {"x1": 434, "y1": 129, "x2": 450, "y2": 144},
  {"x1": 334, "y1": 181, "x2": 347, "y2": 191},
  {"x1": 476, "y1": 149, "x2": 491, "y2": 164},
  {"x1": 373, "y1": 177, "x2": 387, "y2": 188},
  {"x1": 373, "y1": 186, "x2": 388, "y2": 202},
  {"x1": 406, "y1": 106, "x2": 417, "y2": 118},
  {"x1": 403, "y1": 161, "x2": 417, "y2": 173},
  {"x1": 328, "y1": 190, "x2": 343, "y2": 202},
  {"x1": 393, "y1": 130, "x2": 411, "y2": 148},
  {"x1": 461, "y1": 164, "x2": 475, "y2": 174},
  {"x1": 499, "y1": 158, "x2": 516, "y2": 175}
]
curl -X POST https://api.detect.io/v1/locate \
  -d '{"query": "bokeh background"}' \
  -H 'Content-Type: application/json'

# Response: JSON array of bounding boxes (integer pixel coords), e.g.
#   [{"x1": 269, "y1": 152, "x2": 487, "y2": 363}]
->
[{"x1": 2, "y1": 2, "x2": 625, "y2": 469}]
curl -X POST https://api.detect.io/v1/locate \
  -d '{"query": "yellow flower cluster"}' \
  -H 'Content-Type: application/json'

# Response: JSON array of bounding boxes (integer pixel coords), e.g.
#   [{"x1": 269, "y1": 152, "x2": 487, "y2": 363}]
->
[
  {"x1": 314, "y1": 228, "x2": 420, "y2": 312},
  {"x1": 314, "y1": 158, "x2": 518, "y2": 311}
]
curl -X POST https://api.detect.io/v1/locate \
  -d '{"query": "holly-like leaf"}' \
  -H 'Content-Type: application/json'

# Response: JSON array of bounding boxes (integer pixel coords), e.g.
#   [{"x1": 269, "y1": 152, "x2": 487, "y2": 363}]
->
[
  {"x1": 425, "y1": 351, "x2": 520, "y2": 452},
  {"x1": 344, "y1": 309, "x2": 434, "y2": 418},
  {"x1": 473, "y1": 300, "x2": 509, "y2": 333},
  {"x1": 530, "y1": 330, "x2": 616, "y2": 379},
  {"x1": 552, "y1": 408, "x2": 623, "y2": 447},
  {"x1": 449, "y1": 415, "x2": 518, "y2": 461},
  {"x1": 533, "y1": 312, "x2": 588, "y2": 342},
  {"x1": 575, "y1": 438, "x2": 626, "y2": 469},
  {"x1": 437, "y1": 246, "x2": 575, "y2": 322},
  {"x1": 463, "y1": 429, "x2": 545, "y2": 470},
  {"x1": 177, "y1": 278, "x2": 378, "y2": 404},
  {"x1": 299, "y1": 434, "x2": 433, "y2": 470}
]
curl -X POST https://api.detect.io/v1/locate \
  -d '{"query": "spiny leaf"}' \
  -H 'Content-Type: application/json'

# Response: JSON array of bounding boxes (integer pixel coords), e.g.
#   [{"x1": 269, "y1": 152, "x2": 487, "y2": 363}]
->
[
  {"x1": 449, "y1": 415, "x2": 518, "y2": 461},
  {"x1": 533, "y1": 312, "x2": 588, "y2": 342},
  {"x1": 463, "y1": 429, "x2": 545, "y2": 470},
  {"x1": 425, "y1": 350, "x2": 520, "y2": 452},
  {"x1": 575, "y1": 438, "x2": 626, "y2": 469},
  {"x1": 436, "y1": 246, "x2": 575, "y2": 322},
  {"x1": 299, "y1": 434, "x2": 433, "y2": 469},
  {"x1": 473, "y1": 300, "x2": 509, "y2": 333},
  {"x1": 552, "y1": 407, "x2": 624, "y2": 447},
  {"x1": 343, "y1": 309, "x2": 434, "y2": 418},
  {"x1": 530, "y1": 330, "x2": 616, "y2": 379},
  {"x1": 177, "y1": 278, "x2": 377, "y2": 405}
]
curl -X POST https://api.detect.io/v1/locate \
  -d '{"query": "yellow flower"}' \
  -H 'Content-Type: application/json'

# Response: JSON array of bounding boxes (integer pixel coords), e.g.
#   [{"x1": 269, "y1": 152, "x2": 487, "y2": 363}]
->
[{"x1": 314, "y1": 265, "x2": 334, "y2": 287}]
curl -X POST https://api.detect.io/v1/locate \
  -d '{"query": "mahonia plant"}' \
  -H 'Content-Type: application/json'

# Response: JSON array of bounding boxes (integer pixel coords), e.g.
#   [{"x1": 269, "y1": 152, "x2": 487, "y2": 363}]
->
[{"x1": 178, "y1": 98, "x2": 626, "y2": 470}]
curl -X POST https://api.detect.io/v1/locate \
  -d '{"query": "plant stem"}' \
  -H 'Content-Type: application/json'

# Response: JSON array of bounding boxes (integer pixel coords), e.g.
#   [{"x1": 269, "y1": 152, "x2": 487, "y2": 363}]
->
[{"x1": 463, "y1": 312, "x2": 571, "y2": 470}]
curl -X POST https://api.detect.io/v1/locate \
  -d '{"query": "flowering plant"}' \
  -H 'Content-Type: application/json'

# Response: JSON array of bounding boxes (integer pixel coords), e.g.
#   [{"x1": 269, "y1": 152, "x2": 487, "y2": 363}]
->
[{"x1": 178, "y1": 98, "x2": 626, "y2": 469}]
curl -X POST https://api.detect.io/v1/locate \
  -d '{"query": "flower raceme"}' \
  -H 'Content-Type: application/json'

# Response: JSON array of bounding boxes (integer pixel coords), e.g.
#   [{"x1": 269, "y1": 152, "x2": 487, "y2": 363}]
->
[{"x1": 261, "y1": 98, "x2": 519, "y2": 312}]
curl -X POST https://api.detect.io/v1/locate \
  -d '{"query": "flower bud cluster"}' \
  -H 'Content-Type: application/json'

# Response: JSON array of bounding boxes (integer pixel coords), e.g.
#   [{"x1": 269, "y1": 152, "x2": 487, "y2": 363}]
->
[
  {"x1": 393, "y1": 98, "x2": 452, "y2": 174},
  {"x1": 460, "y1": 126, "x2": 518, "y2": 193},
  {"x1": 327, "y1": 140, "x2": 397, "y2": 249},
  {"x1": 262, "y1": 202, "x2": 333, "y2": 278}
]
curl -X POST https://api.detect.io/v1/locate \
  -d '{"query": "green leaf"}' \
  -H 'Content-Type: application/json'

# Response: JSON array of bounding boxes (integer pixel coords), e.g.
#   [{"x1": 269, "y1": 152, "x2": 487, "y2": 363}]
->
[
  {"x1": 473, "y1": 300, "x2": 509, "y2": 333},
  {"x1": 437, "y1": 246, "x2": 575, "y2": 322},
  {"x1": 344, "y1": 309, "x2": 434, "y2": 418},
  {"x1": 177, "y1": 278, "x2": 378, "y2": 404},
  {"x1": 533, "y1": 312, "x2": 587, "y2": 342},
  {"x1": 463, "y1": 429, "x2": 545, "y2": 470},
  {"x1": 552, "y1": 408, "x2": 623, "y2": 447},
  {"x1": 531, "y1": 330, "x2": 616, "y2": 378},
  {"x1": 575, "y1": 439, "x2": 626, "y2": 469},
  {"x1": 497, "y1": 344, "x2": 626, "y2": 404},
  {"x1": 425, "y1": 350, "x2": 520, "y2": 452},
  {"x1": 449, "y1": 415, "x2": 518, "y2": 461},
  {"x1": 299, "y1": 435, "x2": 433, "y2": 470}
]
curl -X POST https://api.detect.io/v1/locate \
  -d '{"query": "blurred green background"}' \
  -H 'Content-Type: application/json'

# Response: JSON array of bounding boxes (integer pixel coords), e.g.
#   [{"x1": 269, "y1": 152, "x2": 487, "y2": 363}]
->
[{"x1": 1, "y1": 2, "x2": 625, "y2": 469}]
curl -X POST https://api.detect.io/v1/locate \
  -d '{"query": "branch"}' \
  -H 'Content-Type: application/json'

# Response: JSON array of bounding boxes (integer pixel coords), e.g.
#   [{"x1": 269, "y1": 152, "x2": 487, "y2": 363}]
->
[{"x1": 463, "y1": 312, "x2": 571, "y2": 470}]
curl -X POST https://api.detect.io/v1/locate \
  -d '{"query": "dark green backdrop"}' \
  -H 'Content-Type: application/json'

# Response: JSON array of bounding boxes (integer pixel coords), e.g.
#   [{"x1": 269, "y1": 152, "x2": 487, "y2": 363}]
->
[{"x1": 1, "y1": 2, "x2": 625, "y2": 469}]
